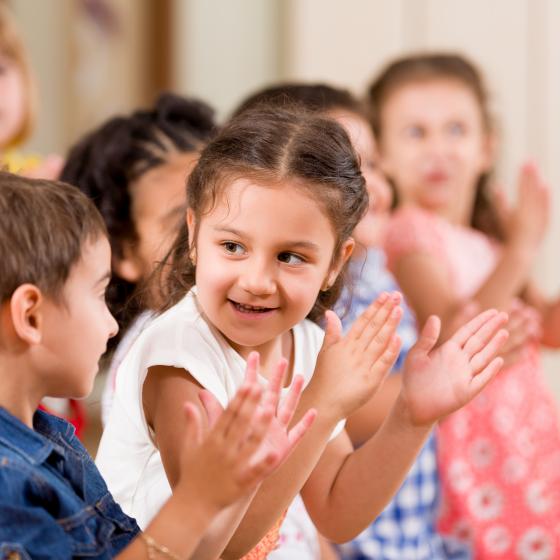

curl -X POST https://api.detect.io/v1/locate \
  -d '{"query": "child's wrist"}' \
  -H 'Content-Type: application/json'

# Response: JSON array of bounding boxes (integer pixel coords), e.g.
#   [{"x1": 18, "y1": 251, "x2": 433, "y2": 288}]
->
[
  {"x1": 300, "y1": 380, "x2": 346, "y2": 425},
  {"x1": 507, "y1": 234, "x2": 540, "y2": 258},
  {"x1": 173, "y1": 480, "x2": 223, "y2": 524},
  {"x1": 390, "y1": 392, "x2": 436, "y2": 432}
]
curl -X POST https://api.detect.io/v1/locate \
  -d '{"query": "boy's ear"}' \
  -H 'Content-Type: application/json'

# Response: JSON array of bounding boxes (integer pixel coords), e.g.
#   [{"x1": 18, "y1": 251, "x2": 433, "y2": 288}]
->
[
  {"x1": 9, "y1": 284, "x2": 44, "y2": 345},
  {"x1": 186, "y1": 209, "x2": 197, "y2": 258},
  {"x1": 113, "y1": 242, "x2": 143, "y2": 283},
  {"x1": 186, "y1": 208, "x2": 196, "y2": 239},
  {"x1": 325, "y1": 237, "x2": 355, "y2": 288}
]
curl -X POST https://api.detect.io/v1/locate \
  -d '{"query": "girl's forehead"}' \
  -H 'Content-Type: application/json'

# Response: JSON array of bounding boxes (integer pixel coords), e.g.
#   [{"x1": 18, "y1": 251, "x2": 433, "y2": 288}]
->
[
  {"x1": 203, "y1": 177, "x2": 334, "y2": 231},
  {"x1": 384, "y1": 78, "x2": 481, "y2": 110}
]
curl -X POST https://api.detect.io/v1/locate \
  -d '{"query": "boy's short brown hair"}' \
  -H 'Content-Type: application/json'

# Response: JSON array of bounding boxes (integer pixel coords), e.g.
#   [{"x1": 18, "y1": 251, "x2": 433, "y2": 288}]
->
[{"x1": 0, "y1": 171, "x2": 107, "y2": 303}]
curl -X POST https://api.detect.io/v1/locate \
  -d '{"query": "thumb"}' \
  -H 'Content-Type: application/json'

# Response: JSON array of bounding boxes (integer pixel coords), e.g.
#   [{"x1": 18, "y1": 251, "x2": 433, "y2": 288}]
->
[
  {"x1": 322, "y1": 310, "x2": 343, "y2": 348},
  {"x1": 183, "y1": 402, "x2": 203, "y2": 447},
  {"x1": 199, "y1": 389, "x2": 224, "y2": 428},
  {"x1": 412, "y1": 315, "x2": 441, "y2": 355}
]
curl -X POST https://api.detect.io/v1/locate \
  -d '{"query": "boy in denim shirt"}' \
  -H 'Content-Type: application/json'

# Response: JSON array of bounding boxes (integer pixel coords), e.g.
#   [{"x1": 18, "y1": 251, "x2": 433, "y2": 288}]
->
[{"x1": 0, "y1": 172, "x2": 314, "y2": 559}]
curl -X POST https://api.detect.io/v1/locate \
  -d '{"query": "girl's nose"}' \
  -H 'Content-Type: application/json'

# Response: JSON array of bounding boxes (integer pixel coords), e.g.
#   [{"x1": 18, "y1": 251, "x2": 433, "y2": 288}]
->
[{"x1": 238, "y1": 257, "x2": 276, "y2": 296}]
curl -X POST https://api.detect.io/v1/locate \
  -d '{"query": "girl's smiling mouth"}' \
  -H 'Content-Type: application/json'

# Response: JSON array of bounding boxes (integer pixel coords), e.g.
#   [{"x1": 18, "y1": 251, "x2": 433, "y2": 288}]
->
[{"x1": 228, "y1": 299, "x2": 278, "y2": 316}]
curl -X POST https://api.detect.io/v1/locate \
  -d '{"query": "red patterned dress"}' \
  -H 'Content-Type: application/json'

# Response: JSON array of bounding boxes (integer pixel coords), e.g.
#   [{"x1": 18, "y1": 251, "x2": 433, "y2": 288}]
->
[{"x1": 385, "y1": 207, "x2": 560, "y2": 559}]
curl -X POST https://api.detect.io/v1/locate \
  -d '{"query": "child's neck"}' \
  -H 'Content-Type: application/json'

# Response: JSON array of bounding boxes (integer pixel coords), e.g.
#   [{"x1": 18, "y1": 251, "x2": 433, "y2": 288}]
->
[
  {"x1": 0, "y1": 356, "x2": 42, "y2": 428},
  {"x1": 229, "y1": 330, "x2": 294, "y2": 385}
]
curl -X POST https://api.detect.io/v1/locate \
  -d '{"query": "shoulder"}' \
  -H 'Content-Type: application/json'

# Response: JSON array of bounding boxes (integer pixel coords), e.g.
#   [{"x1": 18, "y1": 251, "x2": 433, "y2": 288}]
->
[
  {"x1": 120, "y1": 291, "x2": 220, "y2": 373},
  {"x1": 115, "y1": 290, "x2": 239, "y2": 407}
]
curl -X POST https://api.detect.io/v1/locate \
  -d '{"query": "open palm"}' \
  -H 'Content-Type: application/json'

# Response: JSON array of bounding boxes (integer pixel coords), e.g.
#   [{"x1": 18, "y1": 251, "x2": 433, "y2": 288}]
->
[
  {"x1": 401, "y1": 310, "x2": 509, "y2": 426},
  {"x1": 200, "y1": 352, "x2": 316, "y2": 470}
]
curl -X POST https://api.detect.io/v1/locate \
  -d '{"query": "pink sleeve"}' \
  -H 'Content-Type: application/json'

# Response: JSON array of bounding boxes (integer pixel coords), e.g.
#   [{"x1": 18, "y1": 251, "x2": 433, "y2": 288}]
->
[{"x1": 383, "y1": 207, "x2": 446, "y2": 273}]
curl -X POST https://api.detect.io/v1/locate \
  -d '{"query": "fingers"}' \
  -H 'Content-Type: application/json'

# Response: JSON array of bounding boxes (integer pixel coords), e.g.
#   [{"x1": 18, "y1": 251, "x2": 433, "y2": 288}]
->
[
  {"x1": 277, "y1": 374, "x2": 305, "y2": 427},
  {"x1": 213, "y1": 383, "x2": 259, "y2": 443},
  {"x1": 451, "y1": 309, "x2": 499, "y2": 347},
  {"x1": 236, "y1": 448, "x2": 280, "y2": 486},
  {"x1": 322, "y1": 310, "x2": 343, "y2": 348},
  {"x1": 355, "y1": 292, "x2": 401, "y2": 352},
  {"x1": 244, "y1": 351, "x2": 260, "y2": 385},
  {"x1": 236, "y1": 403, "x2": 276, "y2": 468},
  {"x1": 286, "y1": 409, "x2": 317, "y2": 449},
  {"x1": 369, "y1": 334, "x2": 401, "y2": 378},
  {"x1": 198, "y1": 389, "x2": 224, "y2": 429},
  {"x1": 183, "y1": 402, "x2": 203, "y2": 447},
  {"x1": 469, "y1": 328, "x2": 509, "y2": 373},
  {"x1": 363, "y1": 305, "x2": 402, "y2": 358},
  {"x1": 261, "y1": 359, "x2": 288, "y2": 415},
  {"x1": 468, "y1": 357, "x2": 504, "y2": 396},
  {"x1": 462, "y1": 311, "x2": 509, "y2": 357},
  {"x1": 348, "y1": 292, "x2": 399, "y2": 340},
  {"x1": 412, "y1": 315, "x2": 441, "y2": 354}
]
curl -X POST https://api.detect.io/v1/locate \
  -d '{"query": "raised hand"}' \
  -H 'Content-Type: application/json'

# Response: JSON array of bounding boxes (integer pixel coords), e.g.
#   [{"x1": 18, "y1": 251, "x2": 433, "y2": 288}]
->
[
  {"x1": 197, "y1": 352, "x2": 316, "y2": 502},
  {"x1": 499, "y1": 299, "x2": 541, "y2": 366},
  {"x1": 399, "y1": 309, "x2": 509, "y2": 426},
  {"x1": 499, "y1": 162, "x2": 550, "y2": 250},
  {"x1": 311, "y1": 291, "x2": 403, "y2": 420}
]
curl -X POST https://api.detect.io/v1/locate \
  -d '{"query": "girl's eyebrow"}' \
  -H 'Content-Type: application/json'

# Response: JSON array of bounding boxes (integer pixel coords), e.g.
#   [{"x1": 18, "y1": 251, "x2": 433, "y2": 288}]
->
[{"x1": 214, "y1": 226, "x2": 320, "y2": 253}]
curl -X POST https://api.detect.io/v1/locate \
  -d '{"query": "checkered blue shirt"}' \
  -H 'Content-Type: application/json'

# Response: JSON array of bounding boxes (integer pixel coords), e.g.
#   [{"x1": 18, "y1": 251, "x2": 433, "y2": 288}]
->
[{"x1": 336, "y1": 250, "x2": 471, "y2": 560}]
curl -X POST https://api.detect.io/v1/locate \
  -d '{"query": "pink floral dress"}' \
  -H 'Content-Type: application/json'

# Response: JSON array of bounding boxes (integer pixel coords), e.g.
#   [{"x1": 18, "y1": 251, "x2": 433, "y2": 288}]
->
[{"x1": 385, "y1": 207, "x2": 560, "y2": 559}]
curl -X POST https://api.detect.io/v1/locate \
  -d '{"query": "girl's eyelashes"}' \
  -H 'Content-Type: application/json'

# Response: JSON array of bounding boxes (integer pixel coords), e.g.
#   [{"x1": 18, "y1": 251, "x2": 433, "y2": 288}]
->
[
  {"x1": 277, "y1": 252, "x2": 305, "y2": 265},
  {"x1": 221, "y1": 241, "x2": 246, "y2": 255},
  {"x1": 219, "y1": 241, "x2": 307, "y2": 265}
]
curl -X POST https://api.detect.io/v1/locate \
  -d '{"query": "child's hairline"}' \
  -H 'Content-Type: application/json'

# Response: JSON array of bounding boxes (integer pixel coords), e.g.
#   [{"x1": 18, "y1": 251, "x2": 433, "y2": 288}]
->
[{"x1": 2, "y1": 228, "x2": 109, "y2": 311}]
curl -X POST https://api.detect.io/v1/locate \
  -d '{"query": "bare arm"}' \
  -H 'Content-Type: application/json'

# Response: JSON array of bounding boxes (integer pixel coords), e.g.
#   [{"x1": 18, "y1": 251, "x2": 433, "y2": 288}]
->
[
  {"x1": 118, "y1": 371, "x2": 291, "y2": 560},
  {"x1": 143, "y1": 366, "x2": 257, "y2": 560},
  {"x1": 345, "y1": 374, "x2": 402, "y2": 445}
]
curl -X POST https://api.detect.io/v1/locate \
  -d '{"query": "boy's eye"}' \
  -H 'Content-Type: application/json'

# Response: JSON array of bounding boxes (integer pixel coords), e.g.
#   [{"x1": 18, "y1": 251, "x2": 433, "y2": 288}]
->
[
  {"x1": 222, "y1": 241, "x2": 245, "y2": 255},
  {"x1": 277, "y1": 252, "x2": 304, "y2": 265}
]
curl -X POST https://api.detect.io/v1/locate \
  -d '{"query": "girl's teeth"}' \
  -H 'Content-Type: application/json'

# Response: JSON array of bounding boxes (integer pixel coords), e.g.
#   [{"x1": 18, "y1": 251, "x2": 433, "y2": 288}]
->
[{"x1": 236, "y1": 302, "x2": 269, "y2": 312}]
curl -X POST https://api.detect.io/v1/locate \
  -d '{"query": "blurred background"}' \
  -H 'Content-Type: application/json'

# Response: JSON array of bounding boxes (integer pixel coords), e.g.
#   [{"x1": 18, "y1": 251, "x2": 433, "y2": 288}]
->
[{"x1": 8, "y1": 0, "x2": 560, "y2": 441}]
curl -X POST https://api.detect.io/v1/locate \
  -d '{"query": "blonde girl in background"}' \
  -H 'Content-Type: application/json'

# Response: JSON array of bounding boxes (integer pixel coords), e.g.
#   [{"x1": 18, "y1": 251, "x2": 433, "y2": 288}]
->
[
  {"x1": 96, "y1": 105, "x2": 509, "y2": 559},
  {"x1": 371, "y1": 52, "x2": 560, "y2": 558},
  {"x1": 0, "y1": 3, "x2": 62, "y2": 178}
]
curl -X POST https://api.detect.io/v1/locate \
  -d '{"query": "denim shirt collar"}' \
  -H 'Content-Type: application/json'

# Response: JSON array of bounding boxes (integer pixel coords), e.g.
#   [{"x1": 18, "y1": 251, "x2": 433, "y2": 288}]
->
[{"x1": 0, "y1": 407, "x2": 73, "y2": 465}]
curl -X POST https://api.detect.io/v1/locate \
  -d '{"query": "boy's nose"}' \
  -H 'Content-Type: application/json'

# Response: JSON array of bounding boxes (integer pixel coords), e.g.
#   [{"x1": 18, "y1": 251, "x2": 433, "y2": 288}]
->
[{"x1": 107, "y1": 311, "x2": 119, "y2": 339}]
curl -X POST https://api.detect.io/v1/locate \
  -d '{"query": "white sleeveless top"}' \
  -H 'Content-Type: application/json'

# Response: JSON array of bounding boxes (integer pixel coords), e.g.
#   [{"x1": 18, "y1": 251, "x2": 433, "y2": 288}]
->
[{"x1": 96, "y1": 289, "x2": 343, "y2": 531}]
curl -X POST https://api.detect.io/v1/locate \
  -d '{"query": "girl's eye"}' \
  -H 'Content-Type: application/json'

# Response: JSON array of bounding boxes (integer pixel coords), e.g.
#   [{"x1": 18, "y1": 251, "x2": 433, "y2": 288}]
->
[
  {"x1": 448, "y1": 122, "x2": 466, "y2": 136},
  {"x1": 405, "y1": 125, "x2": 424, "y2": 139},
  {"x1": 278, "y1": 252, "x2": 304, "y2": 265},
  {"x1": 222, "y1": 241, "x2": 245, "y2": 255}
]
